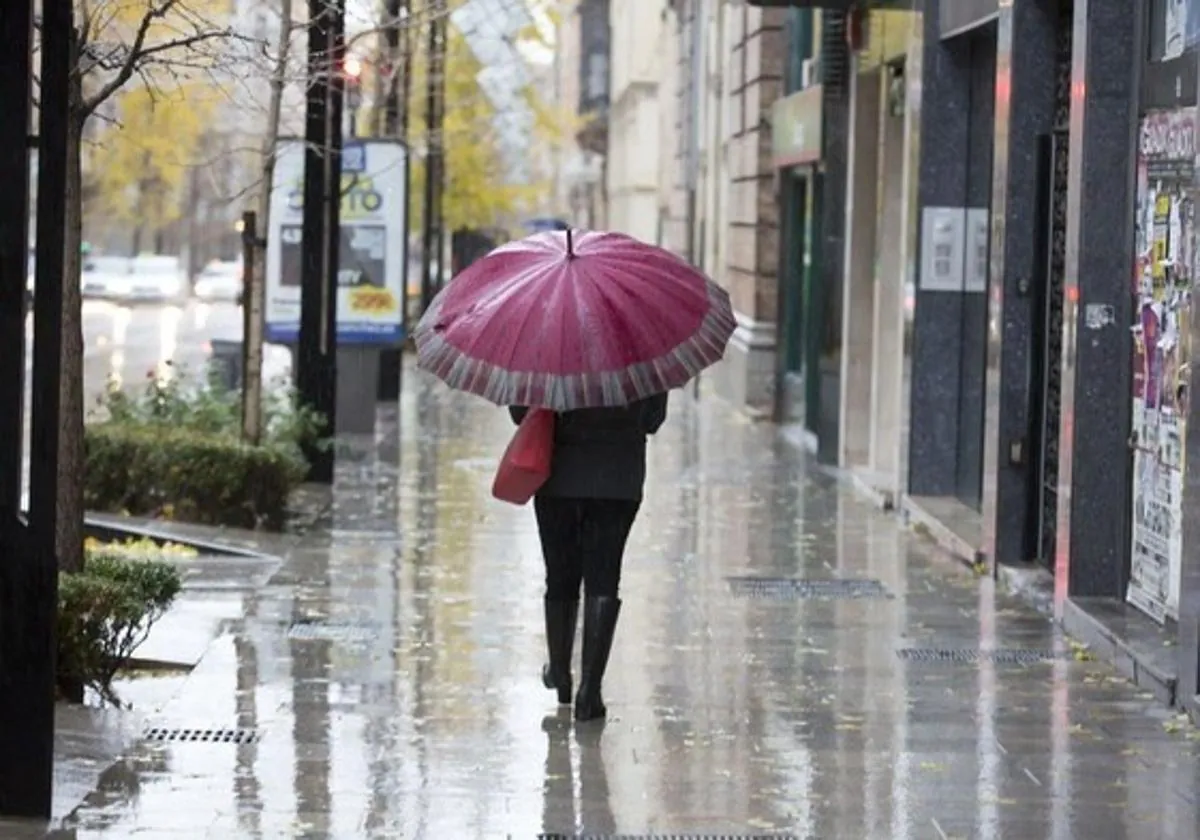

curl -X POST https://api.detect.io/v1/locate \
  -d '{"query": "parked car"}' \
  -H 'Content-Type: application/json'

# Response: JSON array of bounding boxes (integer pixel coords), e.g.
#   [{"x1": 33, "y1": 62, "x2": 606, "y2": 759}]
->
[
  {"x1": 82, "y1": 256, "x2": 134, "y2": 300},
  {"x1": 193, "y1": 260, "x2": 243, "y2": 303},
  {"x1": 120, "y1": 255, "x2": 186, "y2": 304}
]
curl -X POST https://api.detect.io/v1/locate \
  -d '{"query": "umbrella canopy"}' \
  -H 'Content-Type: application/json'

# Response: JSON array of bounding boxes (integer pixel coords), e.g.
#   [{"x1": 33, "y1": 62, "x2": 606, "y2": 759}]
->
[{"x1": 414, "y1": 229, "x2": 736, "y2": 411}]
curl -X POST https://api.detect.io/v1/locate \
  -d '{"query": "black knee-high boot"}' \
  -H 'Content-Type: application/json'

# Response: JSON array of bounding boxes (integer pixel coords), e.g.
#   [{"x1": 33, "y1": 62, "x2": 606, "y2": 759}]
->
[
  {"x1": 574, "y1": 596, "x2": 620, "y2": 722},
  {"x1": 541, "y1": 598, "x2": 579, "y2": 705}
]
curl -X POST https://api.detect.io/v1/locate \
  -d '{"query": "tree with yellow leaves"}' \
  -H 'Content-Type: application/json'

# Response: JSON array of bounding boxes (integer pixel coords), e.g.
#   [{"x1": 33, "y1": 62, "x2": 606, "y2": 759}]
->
[
  {"x1": 405, "y1": 26, "x2": 532, "y2": 233},
  {"x1": 88, "y1": 82, "x2": 215, "y2": 253},
  {"x1": 358, "y1": 3, "x2": 577, "y2": 235}
]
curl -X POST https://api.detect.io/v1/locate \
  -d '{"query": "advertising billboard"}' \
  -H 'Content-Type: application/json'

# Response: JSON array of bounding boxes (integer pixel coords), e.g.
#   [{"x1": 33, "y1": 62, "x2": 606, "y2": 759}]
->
[{"x1": 265, "y1": 139, "x2": 407, "y2": 345}]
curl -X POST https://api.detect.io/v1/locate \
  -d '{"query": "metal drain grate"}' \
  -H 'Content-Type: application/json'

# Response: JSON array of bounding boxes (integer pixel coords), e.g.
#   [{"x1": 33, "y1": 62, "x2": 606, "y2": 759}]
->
[
  {"x1": 727, "y1": 576, "x2": 892, "y2": 600},
  {"x1": 896, "y1": 648, "x2": 1062, "y2": 664},
  {"x1": 144, "y1": 727, "x2": 260, "y2": 744},
  {"x1": 287, "y1": 622, "x2": 377, "y2": 643},
  {"x1": 539, "y1": 836, "x2": 800, "y2": 840}
]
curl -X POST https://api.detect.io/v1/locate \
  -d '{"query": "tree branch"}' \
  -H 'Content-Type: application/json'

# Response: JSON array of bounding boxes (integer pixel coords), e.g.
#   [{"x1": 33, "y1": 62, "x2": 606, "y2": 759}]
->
[
  {"x1": 129, "y1": 28, "x2": 235, "y2": 64},
  {"x1": 80, "y1": 0, "x2": 235, "y2": 118}
]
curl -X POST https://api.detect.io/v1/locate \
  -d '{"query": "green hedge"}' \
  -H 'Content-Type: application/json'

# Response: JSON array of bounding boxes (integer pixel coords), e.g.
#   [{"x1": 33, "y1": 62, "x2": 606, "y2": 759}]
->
[
  {"x1": 58, "y1": 551, "x2": 183, "y2": 703},
  {"x1": 85, "y1": 423, "x2": 307, "y2": 530}
]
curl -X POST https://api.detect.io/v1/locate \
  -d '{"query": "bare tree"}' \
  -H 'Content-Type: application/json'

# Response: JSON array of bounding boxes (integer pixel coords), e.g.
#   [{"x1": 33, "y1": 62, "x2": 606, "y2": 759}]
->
[
  {"x1": 242, "y1": 0, "x2": 295, "y2": 444},
  {"x1": 59, "y1": 0, "x2": 238, "y2": 573}
]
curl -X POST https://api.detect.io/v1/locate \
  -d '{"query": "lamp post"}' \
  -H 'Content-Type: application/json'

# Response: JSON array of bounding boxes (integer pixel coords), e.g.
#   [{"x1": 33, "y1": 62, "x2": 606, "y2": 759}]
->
[{"x1": 297, "y1": 0, "x2": 346, "y2": 483}]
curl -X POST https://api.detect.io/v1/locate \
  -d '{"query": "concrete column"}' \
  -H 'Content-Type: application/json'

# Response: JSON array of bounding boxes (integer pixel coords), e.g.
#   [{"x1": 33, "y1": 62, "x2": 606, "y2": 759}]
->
[
  {"x1": 336, "y1": 347, "x2": 381, "y2": 434},
  {"x1": 907, "y1": 0, "x2": 994, "y2": 501},
  {"x1": 839, "y1": 66, "x2": 882, "y2": 468},
  {"x1": 980, "y1": 0, "x2": 1063, "y2": 568},
  {"x1": 712, "y1": 7, "x2": 784, "y2": 415},
  {"x1": 868, "y1": 76, "x2": 908, "y2": 500},
  {"x1": 1055, "y1": 0, "x2": 1139, "y2": 603},
  {"x1": 878, "y1": 20, "x2": 925, "y2": 504}
]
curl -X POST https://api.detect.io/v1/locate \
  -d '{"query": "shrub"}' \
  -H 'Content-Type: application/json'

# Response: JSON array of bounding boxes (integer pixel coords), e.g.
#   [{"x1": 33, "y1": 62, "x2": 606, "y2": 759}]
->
[
  {"x1": 85, "y1": 369, "x2": 325, "y2": 529},
  {"x1": 85, "y1": 424, "x2": 308, "y2": 529},
  {"x1": 58, "y1": 551, "x2": 183, "y2": 704},
  {"x1": 98, "y1": 365, "x2": 327, "y2": 454}
]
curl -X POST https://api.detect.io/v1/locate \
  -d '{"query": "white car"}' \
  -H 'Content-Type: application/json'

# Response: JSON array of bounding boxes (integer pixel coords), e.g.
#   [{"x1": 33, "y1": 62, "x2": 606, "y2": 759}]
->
[
  {"x1": 120, "y1": 255, "x2": 186, "y2": 304},
  {"x1": 82, "y1": 255, "x2": 131, "y2": 299},
  {"x1": 194, "y1": 260, "x2": 243, "y2": 303}
]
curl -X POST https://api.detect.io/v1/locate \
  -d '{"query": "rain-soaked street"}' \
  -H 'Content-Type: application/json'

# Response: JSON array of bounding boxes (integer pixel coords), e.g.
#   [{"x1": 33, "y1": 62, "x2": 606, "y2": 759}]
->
[{"x1": 10, "y1": 370, "x2": 1200, "y2": 839}]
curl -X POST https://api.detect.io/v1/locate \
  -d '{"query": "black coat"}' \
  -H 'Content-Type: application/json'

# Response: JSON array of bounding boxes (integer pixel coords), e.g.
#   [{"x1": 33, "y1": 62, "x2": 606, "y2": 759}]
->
[{"x1": 508, "y1": 393, "x2": 669, "y2": 500}]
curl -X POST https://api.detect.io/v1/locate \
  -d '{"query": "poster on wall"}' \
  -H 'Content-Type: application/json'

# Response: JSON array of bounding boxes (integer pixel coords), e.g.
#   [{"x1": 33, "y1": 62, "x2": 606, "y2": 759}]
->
[
  {"x1": 1128, "y1": 107, "x2": 1196, "y2": 624},
  {"x1": 1165, "y1": 0, "x2": 1189, "y2": 60},
  {"x1": 265, "y1": 139, "x2": 407, "y2": 345}
]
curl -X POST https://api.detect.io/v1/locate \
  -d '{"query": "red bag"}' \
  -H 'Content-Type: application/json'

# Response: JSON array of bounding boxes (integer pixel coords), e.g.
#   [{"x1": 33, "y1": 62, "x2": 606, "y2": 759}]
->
[{"x1": 492, "y1": 408, "x2": 555, "y2": 505}]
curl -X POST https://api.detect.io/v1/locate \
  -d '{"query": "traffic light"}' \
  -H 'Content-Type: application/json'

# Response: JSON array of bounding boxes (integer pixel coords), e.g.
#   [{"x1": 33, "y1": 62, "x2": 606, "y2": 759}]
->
[{"x1": 339, "y1": 54, "x2": 363, "y2": 136}]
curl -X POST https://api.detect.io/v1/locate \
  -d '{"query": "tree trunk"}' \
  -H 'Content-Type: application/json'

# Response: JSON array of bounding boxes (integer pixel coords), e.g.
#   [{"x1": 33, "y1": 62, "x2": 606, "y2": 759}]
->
[
  {"x1": 58, "y1": 104, "x2": 86, "y2": 576},
  {"x1": 243, "y1": 0, "x2": 294, "y2": 444}
]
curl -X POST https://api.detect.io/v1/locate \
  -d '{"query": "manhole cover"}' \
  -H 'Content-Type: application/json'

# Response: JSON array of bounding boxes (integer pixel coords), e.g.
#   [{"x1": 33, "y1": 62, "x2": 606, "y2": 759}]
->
[
  {"x1": 896, "y1": 648, "x2": 1062, "y2": 664},
  {"x1": 287, "y1": 622, "x2": 377, "y2": 643},
  {"x1": 144, "y1": 727, "x2": 259, "y2": 744},
  {"x1": 539, "y1": 836, "x2": 799, "y2": 840},
  {"x1": 726, "y1": 577, "x2": 892, "y2": 600}
]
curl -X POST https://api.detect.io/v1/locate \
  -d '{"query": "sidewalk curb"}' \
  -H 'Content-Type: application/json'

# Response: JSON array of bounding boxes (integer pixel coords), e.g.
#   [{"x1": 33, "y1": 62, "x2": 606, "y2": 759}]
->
[
  {"x1": 898, "y1": 496, "x2": 984, "y2": 568},
  {"x1": 85, "y1": 515, "x2": 267, "y2": 558},
  {"x1": 1061, "y1": 598, "x2": 1178, "y2": 706},
  {"x1": 808, "y1": 441, "x2": 1188, "y2": 713},
  {"x1": 84, "y1": 513, "x2": 293, "y2": 559}
]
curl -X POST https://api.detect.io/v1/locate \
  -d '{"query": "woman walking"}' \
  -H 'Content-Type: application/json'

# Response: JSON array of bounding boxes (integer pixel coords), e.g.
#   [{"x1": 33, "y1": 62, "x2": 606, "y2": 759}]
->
[
  {"x1": 510, "y1": 394, "x2": 668, "y2": 722},
  {"x1": 413, "y1": 228, "x2": 734, "y2": 717}
]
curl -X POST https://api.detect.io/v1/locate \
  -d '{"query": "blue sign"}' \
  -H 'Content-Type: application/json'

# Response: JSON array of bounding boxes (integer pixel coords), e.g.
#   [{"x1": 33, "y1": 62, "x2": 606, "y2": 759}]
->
[
  {"x1": 342, "y1": 141, "x2": 367, "y2": 173},
  {"x1": 266, "y1": 323, "x2": 404, "y2": 345},
  {"x1": 524, "y1": 217, "x2": 569, "y2": 232}
]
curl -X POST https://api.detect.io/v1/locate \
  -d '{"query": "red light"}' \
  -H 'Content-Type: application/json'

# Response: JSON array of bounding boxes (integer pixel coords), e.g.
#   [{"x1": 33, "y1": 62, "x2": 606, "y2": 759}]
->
[{"x1": 343, "y1": 56, "x2": 363, "y2": 79}]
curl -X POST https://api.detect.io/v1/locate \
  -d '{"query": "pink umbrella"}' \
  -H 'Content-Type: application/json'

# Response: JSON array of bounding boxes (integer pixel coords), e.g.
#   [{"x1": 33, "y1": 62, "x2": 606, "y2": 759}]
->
[{"x1": 414, "y1": 229, "x2": 736, "y2": 410}]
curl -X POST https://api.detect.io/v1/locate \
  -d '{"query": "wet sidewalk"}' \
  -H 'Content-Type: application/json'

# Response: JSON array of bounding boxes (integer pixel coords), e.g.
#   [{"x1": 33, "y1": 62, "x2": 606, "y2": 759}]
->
[{"x1": 14, "y1": 373, "x2": 1200, "y2": 838}]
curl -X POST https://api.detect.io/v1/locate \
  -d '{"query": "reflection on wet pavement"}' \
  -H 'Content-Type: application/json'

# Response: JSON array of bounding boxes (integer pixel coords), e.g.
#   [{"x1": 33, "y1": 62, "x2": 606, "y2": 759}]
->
[{"x1": 9, "y1": 372, "x2": 1200, "y2": 838}]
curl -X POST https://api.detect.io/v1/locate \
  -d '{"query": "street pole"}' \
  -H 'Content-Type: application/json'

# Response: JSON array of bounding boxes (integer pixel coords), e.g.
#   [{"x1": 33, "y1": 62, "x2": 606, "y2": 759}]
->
[
  {"x1": 418, "y1": 7, "x2": 435, "y2": 313},
  {"x1": 431, "y1": 0, "x2": 446, "y2": 295},
  {"x1": 298, "y1": 0, "x2": 330, "y2": 481},
  {"x1": 382, "y1": 0, "x2": 405, "y2": 136},
  {"x1": 419, "y1": 0, "x2": 446, "y2": 313},
  {"x1": 298, "y1": 0, "x2": 345, "y2": 483},
  {"x1": 377, "y1": 0, "x2": 409, "y2": 402},
  {"x1": 240, "y1": 210, "x2": 263, "y2": 444},
  {"x1": 6, "y1": 0, "x2": 70, "y2": 819},
  {"x1": 399, "y1": 0, "x2": 414, "y2": 314}
]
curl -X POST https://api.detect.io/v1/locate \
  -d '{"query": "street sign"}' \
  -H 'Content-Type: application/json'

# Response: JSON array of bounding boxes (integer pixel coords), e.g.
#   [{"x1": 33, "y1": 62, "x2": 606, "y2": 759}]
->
[
  {"x1": 771, "y1": 85, "x2": 823, "y2": 169},
  {"x1": 265, "y1": 139, "x2": 407, "y2": 345}
]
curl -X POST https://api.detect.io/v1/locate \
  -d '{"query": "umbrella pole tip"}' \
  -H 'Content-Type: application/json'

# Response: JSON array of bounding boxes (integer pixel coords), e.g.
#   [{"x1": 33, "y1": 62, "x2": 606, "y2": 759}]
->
[{"x1": 566, "y1": 228, "x2": 574, "y2": 258}]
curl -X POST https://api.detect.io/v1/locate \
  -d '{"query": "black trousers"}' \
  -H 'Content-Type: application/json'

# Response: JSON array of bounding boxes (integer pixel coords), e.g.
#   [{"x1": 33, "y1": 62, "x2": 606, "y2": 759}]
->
[{"x1": 534, "y1": 496, "x2": 641, "y2": 600}]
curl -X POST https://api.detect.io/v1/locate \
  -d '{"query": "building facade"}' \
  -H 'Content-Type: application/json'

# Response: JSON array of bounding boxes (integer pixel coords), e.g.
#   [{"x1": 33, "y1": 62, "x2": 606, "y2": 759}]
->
[
  {"x1": 658, "y1": 1, "x2": 787, "y2": 414},
  {"x1": 606, "y1": 0, "x2": 670, "y2": 243},
  {"x1": 836, "y1": 11, "x2": 917, "y2": 499},
  {"x1": 748, "y1": 0, "x2": 1200, "y2": 716}
]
